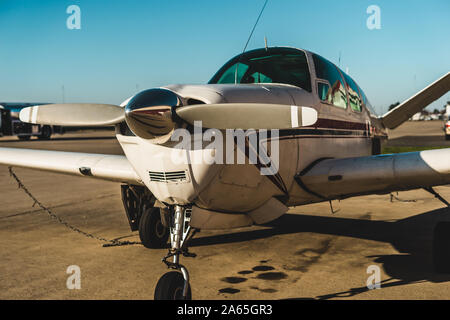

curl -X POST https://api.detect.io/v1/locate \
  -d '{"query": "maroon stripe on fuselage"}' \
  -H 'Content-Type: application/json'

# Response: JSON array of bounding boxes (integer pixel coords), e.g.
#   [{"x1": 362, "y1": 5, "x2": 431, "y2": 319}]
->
[{"x1": 310, "y1": 118, "x2": 368, "y2": 131}]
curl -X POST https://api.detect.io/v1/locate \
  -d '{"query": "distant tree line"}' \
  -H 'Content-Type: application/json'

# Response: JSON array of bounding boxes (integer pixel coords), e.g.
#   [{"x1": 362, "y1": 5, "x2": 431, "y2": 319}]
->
[
  {"x1": 388, "y1": 102, "x2": 400, "y2": 111},
  {"x1": 388, "y1": 101, "x2": 449, "y2": 114}
]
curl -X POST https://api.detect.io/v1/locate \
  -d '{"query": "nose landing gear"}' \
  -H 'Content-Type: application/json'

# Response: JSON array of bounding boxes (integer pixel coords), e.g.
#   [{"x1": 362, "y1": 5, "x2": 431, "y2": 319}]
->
[{"x1": 154, "y1": 205, "x2": 197, "y2": 300}]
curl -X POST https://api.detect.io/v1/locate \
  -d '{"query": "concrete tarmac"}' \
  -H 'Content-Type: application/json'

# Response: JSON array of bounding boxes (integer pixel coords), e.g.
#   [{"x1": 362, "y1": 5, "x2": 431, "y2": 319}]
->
[{"x1": 1, "y1": 122, "x2": 450, "y2": 300}]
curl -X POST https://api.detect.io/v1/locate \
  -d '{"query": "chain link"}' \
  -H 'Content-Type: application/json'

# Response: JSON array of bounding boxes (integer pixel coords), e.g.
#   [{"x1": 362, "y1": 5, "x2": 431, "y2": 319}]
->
[
  {"x1": 389, "y1": 192, "x2": 417, "y2": 203},
  {"x1": 8, "y1": 167, "x2": 140, "y2": 247}
]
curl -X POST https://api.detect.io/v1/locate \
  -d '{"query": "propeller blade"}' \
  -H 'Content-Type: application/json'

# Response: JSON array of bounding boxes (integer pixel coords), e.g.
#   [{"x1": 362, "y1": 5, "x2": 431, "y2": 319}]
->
[
  {"x1": 176, "y1": 103, "x2": 318, "y2": 130},
  {"x1": 19, "y1": 104, "x2": 124, "y2": 126}
]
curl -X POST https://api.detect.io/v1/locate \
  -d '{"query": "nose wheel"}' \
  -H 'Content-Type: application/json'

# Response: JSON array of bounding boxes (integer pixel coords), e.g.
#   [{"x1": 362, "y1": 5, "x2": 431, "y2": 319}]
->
[
  {"x1": 154, "y1": 205, "x2": 197, "y2": 300},
  {"x1": 154, "y1": 270, "x2": 192, "y2": 300}
]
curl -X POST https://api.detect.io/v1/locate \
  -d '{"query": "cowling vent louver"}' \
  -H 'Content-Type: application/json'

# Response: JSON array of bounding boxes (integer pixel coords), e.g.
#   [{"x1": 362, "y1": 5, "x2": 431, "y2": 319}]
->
[{"x1": 148, "y1": 170, "x2": 188, "y2": 183}]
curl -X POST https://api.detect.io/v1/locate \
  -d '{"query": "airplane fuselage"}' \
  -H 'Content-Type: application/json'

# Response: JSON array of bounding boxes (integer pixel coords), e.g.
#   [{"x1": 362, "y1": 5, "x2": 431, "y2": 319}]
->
[{"x1": 116, "y1": 80, "x2": 387, "y2": 227}]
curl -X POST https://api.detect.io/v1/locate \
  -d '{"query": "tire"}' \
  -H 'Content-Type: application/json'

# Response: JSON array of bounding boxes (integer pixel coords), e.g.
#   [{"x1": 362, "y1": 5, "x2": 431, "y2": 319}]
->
[
  {"x1": 18, "y1": 135, "x2": 31, "y2": 141},
  {"x1": 154, "y1": 271, "x2": 192, "y2": 300},
  {"x1": 445, "y1": 134, "x2": 450, "y2": 141},
  {"x1": 372, "y1": 138, "x2": 381, "y2": 155},
  {"x1": 38, "y1": 126, "x2": 52, "y2": 140},
  {"x1": 433, "y1": 221, "x2": 450, "y2": 273},
  {"x1": 139, "y1": 206, "x2": 169, "y2": 249}
]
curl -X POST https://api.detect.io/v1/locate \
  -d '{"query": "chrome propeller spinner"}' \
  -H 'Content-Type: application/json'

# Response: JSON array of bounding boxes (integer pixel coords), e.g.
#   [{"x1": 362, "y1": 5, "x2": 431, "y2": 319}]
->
[{"x1": 124, "y1": 88, "x2": 180, "y2": 139}]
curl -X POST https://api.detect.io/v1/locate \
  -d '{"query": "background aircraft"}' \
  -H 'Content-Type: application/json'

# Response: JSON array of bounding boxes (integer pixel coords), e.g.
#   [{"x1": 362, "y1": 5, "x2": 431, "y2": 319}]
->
[{"x1": 0, "y1": 102, "x2": 63, "y2": 140}]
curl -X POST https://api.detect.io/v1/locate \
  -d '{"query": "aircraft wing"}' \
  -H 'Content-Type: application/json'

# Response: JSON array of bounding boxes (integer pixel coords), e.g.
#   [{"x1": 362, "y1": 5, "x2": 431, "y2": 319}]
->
[
  {"x1": 297, "y1": 148, "x2": 450, "y2": 200},
  {"x1": 381, "y1": 72, "x2": 450, "y2": 129},
  {"x1": 0, "y1": 148, "x2": 143, "y2": 185}
]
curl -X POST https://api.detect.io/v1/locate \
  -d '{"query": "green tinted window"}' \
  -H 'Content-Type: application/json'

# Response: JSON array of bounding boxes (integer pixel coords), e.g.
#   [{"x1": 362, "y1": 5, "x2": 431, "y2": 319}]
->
[
  {"x1": 317, "y1": 82, "x2": 330, "y2": 101},
  {"x1": 358, "y1": 85, "x2": 377, "y2": 116},
  {"x1": 247, "y1": 72, "x2": 272, "y2": 83},
  {"x1": 217, "y1": 63, "x2": 249, "y2": 84},
  {"x1": 342, "y1": 73, "x2": 362, "y2": 112},
  {"x1": 210, "y1": 49, "x2": 311, "y2": 92},
  {"x1": 313, "y1": 54, "x2": 347, "y2": 109}
]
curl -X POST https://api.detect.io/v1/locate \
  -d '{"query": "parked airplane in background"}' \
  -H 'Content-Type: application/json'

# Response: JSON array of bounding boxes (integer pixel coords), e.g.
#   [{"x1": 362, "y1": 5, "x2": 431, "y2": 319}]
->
[
  {"x1": 0, "y1": 102, "x2": 63, "y2": 140},
  {"x1": 0, "y1": 47, "x2": 449, "y2": 299}
]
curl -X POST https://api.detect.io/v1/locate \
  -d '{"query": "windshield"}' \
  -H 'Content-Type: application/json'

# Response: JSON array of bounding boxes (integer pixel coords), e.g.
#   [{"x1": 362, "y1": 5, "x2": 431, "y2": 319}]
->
[{"x1": 209, "y1": 48, "x2": 312, "y2": 92}]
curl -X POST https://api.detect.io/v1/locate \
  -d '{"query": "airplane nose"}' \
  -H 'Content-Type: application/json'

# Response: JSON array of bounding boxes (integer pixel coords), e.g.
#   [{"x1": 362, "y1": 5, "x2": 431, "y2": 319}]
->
[{"x1": 125, "y1": 88, "x2": 180, "y2": 139}]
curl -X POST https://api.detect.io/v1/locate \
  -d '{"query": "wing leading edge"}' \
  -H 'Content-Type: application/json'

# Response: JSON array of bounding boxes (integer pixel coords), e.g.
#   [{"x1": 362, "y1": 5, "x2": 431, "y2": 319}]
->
[
  {"x1": 381, "y1": 72, "x2": 450, "y2": 129},
  {"x1": 1, "y1": 147, "x2": 449, "y2": 204},
  {"x1": 0, "y1": 148, "x2": 143, "y2": 185},
  {"x1": 298, "y1": 148, "x2": 450, "y2": 200}
]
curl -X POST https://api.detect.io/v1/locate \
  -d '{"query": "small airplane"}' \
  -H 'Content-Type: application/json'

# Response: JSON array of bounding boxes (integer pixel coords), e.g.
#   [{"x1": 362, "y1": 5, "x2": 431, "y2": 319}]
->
[{"x1": 1, "y1": 47, "x2": 449, "y2": 300}]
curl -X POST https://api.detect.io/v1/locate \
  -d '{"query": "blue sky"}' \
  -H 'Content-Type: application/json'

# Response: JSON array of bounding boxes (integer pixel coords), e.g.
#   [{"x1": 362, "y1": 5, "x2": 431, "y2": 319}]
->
[{"x1": 0, "y1": 0, "x2": 449, "y2": 114}]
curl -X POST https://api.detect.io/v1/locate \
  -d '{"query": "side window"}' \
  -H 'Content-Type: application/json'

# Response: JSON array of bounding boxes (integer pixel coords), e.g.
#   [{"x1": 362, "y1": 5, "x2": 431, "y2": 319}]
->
[
  {"x1": 313, "y1": 54, "x2": 347, "y2": 109},
  {"x1": 317, "y1": 81, "x2": 330, "y2": 101},
  {"x1": 358, "y1": 85, "x2": 377, "y2": 116},
  {"x1": 359, "y1": 85, "x2": 367, "y2": 106},
  {"x1": 342, "y1": 73, "x2": 362, "y2": 112}
]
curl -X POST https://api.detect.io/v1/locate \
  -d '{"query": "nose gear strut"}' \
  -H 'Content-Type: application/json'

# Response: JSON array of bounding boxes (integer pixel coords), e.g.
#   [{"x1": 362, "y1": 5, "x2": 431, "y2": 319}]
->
[{"x1": 154, "y1": 205, "x2": 198, "y2": 300}]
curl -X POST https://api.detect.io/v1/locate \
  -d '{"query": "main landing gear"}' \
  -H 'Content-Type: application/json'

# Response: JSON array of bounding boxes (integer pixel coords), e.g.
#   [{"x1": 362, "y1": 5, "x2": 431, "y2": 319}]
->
[
  {"x1": 155, "y1": 205, "x2": 197, "y2": 300},
  {"x1": 121, "y1": 185, "x2": 170, "y2": 249}
]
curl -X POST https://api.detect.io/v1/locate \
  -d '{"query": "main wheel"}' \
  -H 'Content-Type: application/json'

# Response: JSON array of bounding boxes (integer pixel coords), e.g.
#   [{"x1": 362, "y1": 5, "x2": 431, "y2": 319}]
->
[
  {"x1": 445, "y1": 134, "x2": 450, "y2": 141},
  {"x1": 433, "y1": 221, "x2": 450, "y2": 273},
  {"x1": 18, "y1": 135, "x2": 31, "y2": 141},
  {"x1": 38, "y1": 126, "x2": 52, "y2": 140},
  {"x1": 154, "y1": 271, "x2": 192, "y2": 300},
  {"x1": 139, "y1": 206, "x2": 169, "y2": 249}
]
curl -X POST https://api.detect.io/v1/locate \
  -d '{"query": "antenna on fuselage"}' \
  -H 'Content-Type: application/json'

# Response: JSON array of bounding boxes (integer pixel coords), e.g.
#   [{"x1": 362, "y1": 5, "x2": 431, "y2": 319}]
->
[{"x1": 234, "y1": 0, "x2": 269, "y2": 84}]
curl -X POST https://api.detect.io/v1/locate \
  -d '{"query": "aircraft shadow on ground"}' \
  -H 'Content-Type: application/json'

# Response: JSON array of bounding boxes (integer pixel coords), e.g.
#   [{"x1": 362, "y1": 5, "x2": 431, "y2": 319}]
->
[{"x1": 190, "y1": 207, "x2": 450, "y2": 299}]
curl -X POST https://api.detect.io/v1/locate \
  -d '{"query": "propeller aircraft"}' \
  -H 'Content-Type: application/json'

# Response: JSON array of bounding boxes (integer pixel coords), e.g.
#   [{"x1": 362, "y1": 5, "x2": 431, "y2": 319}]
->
[{"x1": 1, "y1": 47, "x2": 449, "y2": 299}]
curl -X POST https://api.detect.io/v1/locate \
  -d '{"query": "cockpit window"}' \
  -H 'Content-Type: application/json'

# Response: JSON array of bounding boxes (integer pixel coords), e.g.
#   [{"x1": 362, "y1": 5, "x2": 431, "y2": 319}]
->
[
  {"x1": 209, "y1": 48, "x2": 312, "y2": 92},
  {"x1": 342, "y1": 72, "x2": 362, "y2": 112},
  {"x1": 313, "y1": 54, "x2": 347, "y2": 109},
  {"x1": 358, "y1": 85, "x2": 377, "y2": 116},
  {"x1": 217, "y1": 63, "x2": 249, "y2": 83}
]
